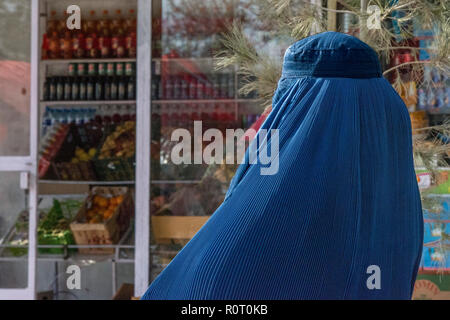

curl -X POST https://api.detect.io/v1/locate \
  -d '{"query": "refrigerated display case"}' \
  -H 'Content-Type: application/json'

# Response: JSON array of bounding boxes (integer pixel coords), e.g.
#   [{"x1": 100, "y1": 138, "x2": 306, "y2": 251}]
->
[
  {"x1": 0, "y1": 0, "x2": 269, "y2": 299},
  {"x1": 148, "y1": 0, "x2": 264, "y2": 281}
]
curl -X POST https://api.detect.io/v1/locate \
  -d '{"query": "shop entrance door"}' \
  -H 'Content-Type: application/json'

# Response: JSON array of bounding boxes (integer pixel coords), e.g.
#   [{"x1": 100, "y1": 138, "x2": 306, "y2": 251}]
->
[{"x1": 0, "y1": 0, "x2": 39, "y2": 299}]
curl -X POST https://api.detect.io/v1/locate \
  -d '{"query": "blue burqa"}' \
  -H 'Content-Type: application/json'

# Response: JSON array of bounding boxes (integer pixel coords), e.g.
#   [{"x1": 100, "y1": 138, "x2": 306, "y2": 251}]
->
[{"x1": 143, "y1": 32, "x2": 423, "y2": 299}]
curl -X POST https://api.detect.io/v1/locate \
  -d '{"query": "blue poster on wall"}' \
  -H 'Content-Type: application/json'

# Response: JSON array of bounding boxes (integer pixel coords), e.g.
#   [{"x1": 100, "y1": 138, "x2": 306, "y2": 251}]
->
[{"x1": 422, "y1": 201, "x2": 450, "y2": 270}]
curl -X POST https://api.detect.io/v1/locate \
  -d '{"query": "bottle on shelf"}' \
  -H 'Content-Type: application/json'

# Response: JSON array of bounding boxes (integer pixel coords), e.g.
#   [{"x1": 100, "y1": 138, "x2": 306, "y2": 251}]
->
[
  {"x1": 111, "y1": 10, "x2": 126, "y2": 58},
  {"x1": 127, "y1": 76, "x2": 136, "y2": 100},
  {"x1": 85, "y1": 10, "x2": 99, "y2": 58},
  {"x1": 98, "y1": 10, "x2": 111, "y2": 58},
  {"x1": 63, "y1": 76, "x2": 72, "y2": 101},
  {"x1": 95, "y1": 76, "x2": 104, "y2": 100},
  {"x1": 71, "y1": 77, "x2": 79, "y2": 101},
  {"x1": 56, "y1": 76, "x2": 64, "y2": 101},
  {"x1": 125, "y1": 9, "x2": 137, "y2": 58},
  {"x1": 79, "y1": 76, "x2": 87, "y2": 100}
]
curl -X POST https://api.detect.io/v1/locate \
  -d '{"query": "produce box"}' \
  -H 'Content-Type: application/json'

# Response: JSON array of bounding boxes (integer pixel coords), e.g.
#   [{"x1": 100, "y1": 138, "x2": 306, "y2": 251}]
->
[
  {"x1": 151, "y1": 216, "x2": 210, "y2": 245},
  {"x1": 70, "y1": 187, "x2": 134, "y2": 254},
  {"x1": 7, "y1": 199, "x2": 79, "y2": 256},
  {"x1": 93, "y1": 121, "x2": 136, "y2": 181},
  {"x1": 50, "y1": 123, "x2": 103, "y2": 181}
]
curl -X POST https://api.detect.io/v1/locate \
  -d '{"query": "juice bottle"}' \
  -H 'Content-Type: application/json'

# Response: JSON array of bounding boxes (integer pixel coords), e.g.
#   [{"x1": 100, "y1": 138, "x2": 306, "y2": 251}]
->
[
  {"x1": 48, "y1": 31, "x2": 61, "y2": 59},
  {"x1": 42, "y1": 10, "x2": 58, "y2": 59},
  {"x1": 98, "y1": 10, "x2": 111, "y2": 58},
  {"x1": 85, "y1": 11, "x2": 99, "y2": 58},
  {"x1": 111, "y1": 10, "x2": 125, "y2": 58},
  {"x1": 60, "y1": 30, "x2": 73, "y2": 59},
  {"x1": 72, "y1": 25, "x2": 85, "y2": 58},
  {"x1": 125, "y1": 9, "x2": 137, "y2": 58}
]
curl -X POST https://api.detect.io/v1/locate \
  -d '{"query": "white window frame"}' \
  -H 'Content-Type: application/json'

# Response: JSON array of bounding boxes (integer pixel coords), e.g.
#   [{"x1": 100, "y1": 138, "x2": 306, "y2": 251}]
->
[{"x1": 0, "y1": 0, "x2": 39, "y2": 300}]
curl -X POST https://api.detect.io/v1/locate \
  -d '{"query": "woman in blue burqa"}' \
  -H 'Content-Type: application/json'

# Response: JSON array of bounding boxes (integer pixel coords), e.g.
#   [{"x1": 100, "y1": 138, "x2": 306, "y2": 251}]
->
[{"x1": 142, "y1": 31, "x2": 423, "y2": 299}]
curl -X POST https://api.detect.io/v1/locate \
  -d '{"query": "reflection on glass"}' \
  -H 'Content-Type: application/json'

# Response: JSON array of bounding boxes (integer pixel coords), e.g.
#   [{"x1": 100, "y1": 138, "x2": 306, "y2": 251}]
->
[
  {"x1": 0, "y1": 171, "x2": 28, "y2": 288},
  {"x1": 0, "y1": 0, "x2": 30, "y2": 156}
]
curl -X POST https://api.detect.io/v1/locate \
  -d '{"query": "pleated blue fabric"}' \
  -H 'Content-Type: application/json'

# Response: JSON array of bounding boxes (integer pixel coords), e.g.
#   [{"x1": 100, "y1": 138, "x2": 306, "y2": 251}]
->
[{"x1": 142, "y1": 31, "x2": 423, "y2": 300}]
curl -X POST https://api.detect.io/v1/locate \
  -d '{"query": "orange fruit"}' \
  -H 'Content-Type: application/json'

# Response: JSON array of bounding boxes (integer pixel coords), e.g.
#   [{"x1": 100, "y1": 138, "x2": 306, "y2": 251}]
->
[{"x1": 98, "y1": 197, "x2": 109, "y2": 208}]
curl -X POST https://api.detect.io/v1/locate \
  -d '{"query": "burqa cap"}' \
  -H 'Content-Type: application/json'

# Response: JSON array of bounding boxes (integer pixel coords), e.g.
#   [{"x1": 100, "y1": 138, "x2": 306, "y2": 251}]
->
[{"x1": 282, "y1": 31, "x2": 382, "y2": 78}]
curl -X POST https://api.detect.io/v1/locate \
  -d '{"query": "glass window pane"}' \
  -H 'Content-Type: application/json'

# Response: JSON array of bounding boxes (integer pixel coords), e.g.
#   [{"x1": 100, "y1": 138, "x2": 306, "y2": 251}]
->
[
  {"x1": 0, "y1": 171, "x2": 28, "y2": 288},
  {"x1": 0, "y1": 0, "x2": 31, "y2": 156}
]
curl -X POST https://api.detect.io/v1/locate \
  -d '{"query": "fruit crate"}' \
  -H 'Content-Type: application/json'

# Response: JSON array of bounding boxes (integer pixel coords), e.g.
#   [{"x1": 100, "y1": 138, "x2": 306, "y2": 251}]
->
[
  {"x1": 151, "y1": 216, "x2": 210, "y2": 245},
  {"x1": 49, "y1": 123, "x2": 104, "y2": 181},
  {"x1": 70, "y1": 186, "x2": 134, "y2": 254},
  {"x1": 93, "y1": 121, "x2": 136, "y2": 181}
]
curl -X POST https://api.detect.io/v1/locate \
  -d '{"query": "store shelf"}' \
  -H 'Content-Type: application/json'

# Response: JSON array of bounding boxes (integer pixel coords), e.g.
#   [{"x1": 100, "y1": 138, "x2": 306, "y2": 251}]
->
[
  {"x1": 42, "y1": 58, "x2": 136, "y2": 65},
  {"x1": 39, "y1": 180, "x2": 135, "y2": 186},
  {"x1": 40, "y1": 100, "x2": 136, "y2": 106},
  {"x1": 152, "y1": 98, "x2": 258, "y2": 104},
  {"x1": 151, "y1": 180, "x2": 202, "y2": 185}
]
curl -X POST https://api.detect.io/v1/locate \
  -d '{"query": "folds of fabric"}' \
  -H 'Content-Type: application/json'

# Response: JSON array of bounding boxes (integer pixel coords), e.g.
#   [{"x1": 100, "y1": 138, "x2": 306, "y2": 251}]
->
[{"x1": 142, "y1": 32, "x2": 423, "y2": 300}]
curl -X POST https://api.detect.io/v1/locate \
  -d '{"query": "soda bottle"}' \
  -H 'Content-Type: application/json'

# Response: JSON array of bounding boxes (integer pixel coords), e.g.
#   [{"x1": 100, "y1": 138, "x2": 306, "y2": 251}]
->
[
  {"x1": 79, "y1": 77, "x2": 87, "y2": 100},
  {"x1": 49, "y1": 77, "x2": 57, "y2": 101},
  {"x1": 71, "y1": 77, "x2": 80, "y2": 101},
  {"x1": 116, "y1": 62, "x2": 125, "y2": 76},
  {"x1": 77, "y1": 63, "x2": 87, "y2": 77},
  {"x1": 41, "y1": 107, "x2": 52, "y2": 136},
  {"x1": 64, "y1": 77, "x2": 72, "y2": 101},
  {"x1": 56, "y1": 77, "x2": 64, "y2": 101},
  {"x1": 127, "y1": 76, "x2": 136, "y2": 100},
  {"x1": 118, "y1": 76, "x2": 126, "y2": 100},
  {"x1": 95, "y1": 77, "x2": 104, "y2": 100},
  {"x1": 43, "y1": 78, "x2": 50, "y2": 101},
  {"x1": 125, "y1": 62, "x2": 135, "y2": 76},
  {"x1": 86, "y1": 77, "x2": 95, "y2": 100},
  {"x1": 104, "y1": 77, "x2": 112, "y2": 100},
  {"x1": 110, "y1": 77, "x2": 119, "y2": 100},
  {"x1": 106, "y1": 62, "x2": 115, "y2": 77},
  {"x1": 87, "y1": 63, "x2": 98, "y2": 76},
  {"x1": 98, "y1": 63, "x2": 107, "y2": 76}
]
